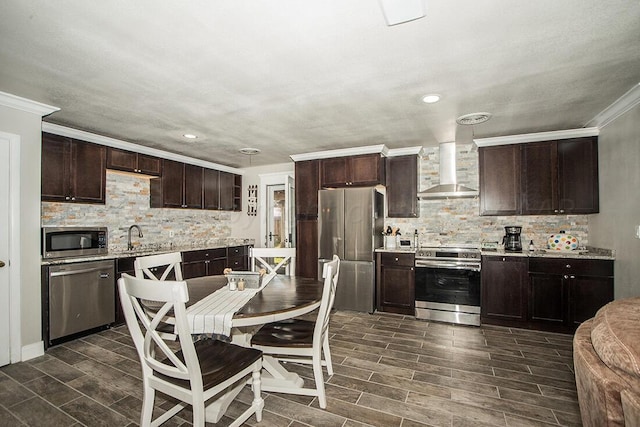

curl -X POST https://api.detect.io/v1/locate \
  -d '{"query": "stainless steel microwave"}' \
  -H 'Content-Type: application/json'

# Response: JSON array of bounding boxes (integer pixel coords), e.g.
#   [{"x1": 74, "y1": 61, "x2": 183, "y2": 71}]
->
[{"x1": 42, "y1": 227, "x2": 108, "y2": 259}]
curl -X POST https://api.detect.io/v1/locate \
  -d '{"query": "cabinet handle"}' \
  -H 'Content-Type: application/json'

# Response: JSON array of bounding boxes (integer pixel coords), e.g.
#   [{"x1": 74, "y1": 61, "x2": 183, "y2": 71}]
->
[
  {"x1": 71, "y1": 197, "x2": 76, "y2": 201},
  {"x1": 559, "y1": 209, "x2": 565, "y2": 213},
  {"x1": 566, "y1": 264, "x2": 571, "y2": 268},
  {"x1": 394, "y1": 257, "x2": 398, "y2": 262},
  {"x1": 554, "y1": 209, "x2": 559, "y2": 213},
  {"x1": 570, "y1": 275, "x2": 575, "y2": 279},
  {"x1": 502, "y1": 257, "x2": 506, "y2": 261},
  {"x1": 65, "y1": 196, "x2": 70, "y2": 200}
]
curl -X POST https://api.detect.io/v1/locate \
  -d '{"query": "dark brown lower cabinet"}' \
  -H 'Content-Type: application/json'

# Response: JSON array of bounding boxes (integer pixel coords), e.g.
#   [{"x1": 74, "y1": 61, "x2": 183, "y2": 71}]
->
[
  {"x1": 529, "y1": 257, "x2": 613, "y2": 331},
  {"x1": 376, "y1": 252, "x2": 415, "y2": 315},
  {"x1": 481, "y1": 256, "x2": 528, "y2": 324},
  {"x1": 182, "y1": 248, "x2": 227, "y2": 279},
  {"x1": 482, "y1": 255, "x2": 614, "y2": 332},
  {"x1": 227, "y1": 245, "x2": 249, "y2": 270},
  {"x1": 114, "y1": 257, "x2": 136, "y2": 326}
]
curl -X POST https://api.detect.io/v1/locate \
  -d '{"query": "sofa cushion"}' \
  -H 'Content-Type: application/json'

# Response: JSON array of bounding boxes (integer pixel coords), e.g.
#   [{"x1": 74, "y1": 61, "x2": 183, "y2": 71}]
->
[
  {"x1": 621, "y1": 390, "x2": 640, "y2": 427},
  {"x1": 574, "y1": 319, "x2": 627, "y2": 426},
  {"x1": 591, "y1": 297, "x2": 640, "y2": 395}
]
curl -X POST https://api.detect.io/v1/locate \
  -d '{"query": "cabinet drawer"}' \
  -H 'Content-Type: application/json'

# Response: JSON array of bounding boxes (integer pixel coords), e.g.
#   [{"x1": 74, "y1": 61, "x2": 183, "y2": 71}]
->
[
  {"x1": 227, "y1": 255, "x2": 246, "y2": 269},
  {"x1": 182, "y1": 248, "x2": 226, "y2": 262},
  {"x1": 380, "y1": 252, "x2": 414, "y2": 267},
  {"x1": 529, "y1": 257, "x2": 613, "y2": 276},
  {"x1": 227, "y1": 245, "x2": 247, "y2": 257}
]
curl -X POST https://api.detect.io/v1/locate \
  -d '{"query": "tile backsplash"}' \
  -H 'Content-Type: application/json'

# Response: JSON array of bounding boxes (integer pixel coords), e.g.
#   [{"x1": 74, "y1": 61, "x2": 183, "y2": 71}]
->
[
  {"x1": 387, "y1": 144, "x2": 589, "y2": 249},
  {"x1": 41, "y1": 171, "x2": 243, "y2": 252}
]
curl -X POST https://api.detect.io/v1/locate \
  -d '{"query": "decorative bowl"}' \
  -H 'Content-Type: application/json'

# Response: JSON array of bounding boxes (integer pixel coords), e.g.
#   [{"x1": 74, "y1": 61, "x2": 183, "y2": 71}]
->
[{"x1": 547, "y1": 231, "x2": 579, "y2": 251}]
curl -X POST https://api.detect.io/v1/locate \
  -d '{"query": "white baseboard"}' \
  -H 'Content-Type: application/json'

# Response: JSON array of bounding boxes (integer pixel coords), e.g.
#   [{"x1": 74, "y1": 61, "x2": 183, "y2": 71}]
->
[{"x1": 21, "y1": 341, "x2": 44, "y2": 362}]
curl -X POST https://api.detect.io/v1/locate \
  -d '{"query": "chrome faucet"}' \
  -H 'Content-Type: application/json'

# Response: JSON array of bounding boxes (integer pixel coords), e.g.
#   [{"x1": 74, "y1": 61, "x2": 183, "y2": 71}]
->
[{"x1": 127, "y1": 225, "x2": 143, "y2": 251}]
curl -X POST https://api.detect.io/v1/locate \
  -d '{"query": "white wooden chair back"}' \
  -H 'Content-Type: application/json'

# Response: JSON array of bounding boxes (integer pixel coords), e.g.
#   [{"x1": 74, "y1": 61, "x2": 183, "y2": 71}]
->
[
  {"x1": 118, "y1": 274, "x2": 202, "y2": 391},
  {"x1": 250, "y1": 247, "x2": 296, "y2": 278},
  {"x1": 314, "y1": 255, "x2": 340, "y2": 351},
  {"x1": 134, "y1": 252, "x2": 183, "y2": 281}
]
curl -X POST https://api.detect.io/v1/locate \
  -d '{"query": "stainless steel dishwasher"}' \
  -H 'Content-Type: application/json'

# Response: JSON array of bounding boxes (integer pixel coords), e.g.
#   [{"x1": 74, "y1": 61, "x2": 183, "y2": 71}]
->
[{"x1": 48, "y1": 259, "x2": 115, "y2": 342}]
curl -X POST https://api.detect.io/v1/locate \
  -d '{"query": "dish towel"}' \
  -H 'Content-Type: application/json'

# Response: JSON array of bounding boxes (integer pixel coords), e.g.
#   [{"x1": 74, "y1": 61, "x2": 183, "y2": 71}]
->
[{"x1": 186, "y1": 287, "x2": 259, "y2": 337}]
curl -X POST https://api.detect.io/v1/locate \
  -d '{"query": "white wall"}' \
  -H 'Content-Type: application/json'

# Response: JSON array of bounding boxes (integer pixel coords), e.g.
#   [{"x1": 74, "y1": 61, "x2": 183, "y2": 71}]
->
[
  {"x1": 0, "y1": 105, "x2": 44, "y2": 354},
  {"x1": 230, "y1": 162, "x2": 294, "y2": 245},
  {"x1": 589, "y1": 104, "x2": 640, "y2": 299}
]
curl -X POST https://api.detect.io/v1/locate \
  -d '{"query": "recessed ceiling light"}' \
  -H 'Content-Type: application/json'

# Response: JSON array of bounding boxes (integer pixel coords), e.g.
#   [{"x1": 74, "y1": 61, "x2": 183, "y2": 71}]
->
[
  {"x1": 183, "y1": 133, "x2": 198, "y2": 139},
  {"x1": 456, "y1": 112, "x2": 492, "y2": 125},
  {"x1": 239, "y1": 148, "x2": 261, "y2": 155},
  {"x1": 422, "y1": 94, "x2": 441, "y2": 104}
]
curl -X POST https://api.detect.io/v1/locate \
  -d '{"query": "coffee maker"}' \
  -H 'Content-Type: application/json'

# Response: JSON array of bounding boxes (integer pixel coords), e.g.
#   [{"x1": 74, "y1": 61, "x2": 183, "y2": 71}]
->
[{"x1": 503, "y1": 226, "x2": 523, "y2": 252}]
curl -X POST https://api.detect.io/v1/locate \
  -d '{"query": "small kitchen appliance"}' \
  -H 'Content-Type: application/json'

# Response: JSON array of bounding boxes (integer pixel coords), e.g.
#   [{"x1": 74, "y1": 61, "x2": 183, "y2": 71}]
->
[
  {"x1": 503, "y1": 226, "x2": 523, "y2": 252},
  {"x1": 414, "y1": 244, "x2": 481, "y2": 326},
  {"x1": 42, "y1": 226, "x2": 108, "y2": 259}
]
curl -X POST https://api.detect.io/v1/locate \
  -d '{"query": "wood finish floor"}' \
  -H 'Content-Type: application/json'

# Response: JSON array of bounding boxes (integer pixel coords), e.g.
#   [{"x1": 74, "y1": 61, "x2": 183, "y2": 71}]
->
[{"x1": 0, "y1": 311, "x2": 582, "y2": 426}]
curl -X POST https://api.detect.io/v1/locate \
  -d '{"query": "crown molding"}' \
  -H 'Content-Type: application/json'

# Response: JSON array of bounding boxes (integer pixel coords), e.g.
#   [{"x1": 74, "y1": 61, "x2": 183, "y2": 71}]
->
[
  {"x1": 41, "y1": 122, "x2": 244, "y2": 175},
  {"x1": 586, "y1": 82, "x2": 640, "y2": 129},
  {"x1": 386, "y1": 146, "x2": 425, "y2": 157},
  {"x1": 289, "y1": 144, "x2": 387, "y2": 162},
  {"x1": 0, "y1": 91, "x2": 59, "y2": 116},
  {"x1": 473, "y1": 127, "x2": 600, "y2": 147}
]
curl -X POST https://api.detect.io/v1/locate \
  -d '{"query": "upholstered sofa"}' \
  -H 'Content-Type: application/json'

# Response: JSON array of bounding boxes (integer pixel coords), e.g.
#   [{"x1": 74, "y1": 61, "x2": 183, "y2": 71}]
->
[{"x1": 574, "y1": 297, "x2": 640, "y2": 426}]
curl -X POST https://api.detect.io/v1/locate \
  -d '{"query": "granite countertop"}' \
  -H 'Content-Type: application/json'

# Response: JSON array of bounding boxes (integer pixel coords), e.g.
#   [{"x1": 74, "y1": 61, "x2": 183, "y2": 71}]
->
[
  {"x1": 376, "y1": 246, "x2": 615, "y2": 260},
  {"x1": 375, "y1": 248, "x2": 417, "y2": 254},
  {"x1": 41, "y1": 239, "x2": 255, "y2": 265},
  {"x1": 480, "y1": 246, "x2": 615, "y2": 260}
]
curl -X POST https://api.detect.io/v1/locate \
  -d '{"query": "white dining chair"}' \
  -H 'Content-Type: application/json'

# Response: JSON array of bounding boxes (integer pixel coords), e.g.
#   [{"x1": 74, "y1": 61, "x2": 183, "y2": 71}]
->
[
  {"x1": 134, "y1": 251, "x2": 183, "y2": 281},
  {"x1": 133, "y1": 252, "x2": 185, "y2": 340},
  {"x1": 250, "y1": 247, "x2": 296, "y2": 278},
  {"x1": 118, "y1": 273, "x2": 264, "y2": 427},
  {"x1": 250, "y1": 254, "x2": 340, "y2": 409}
]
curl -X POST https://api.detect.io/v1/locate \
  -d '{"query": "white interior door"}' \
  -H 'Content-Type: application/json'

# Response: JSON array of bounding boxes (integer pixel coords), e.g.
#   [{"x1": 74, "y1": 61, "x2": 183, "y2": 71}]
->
[{"x1": 0, "y1": 135, "x2": 12, "y2": 366}]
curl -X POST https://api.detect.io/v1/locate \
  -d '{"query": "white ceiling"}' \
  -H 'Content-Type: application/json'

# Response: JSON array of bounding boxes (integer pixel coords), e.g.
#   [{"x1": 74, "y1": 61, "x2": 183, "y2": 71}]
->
[{"x1": 1, "y1": 1, "x2": 639, "y2": 167}]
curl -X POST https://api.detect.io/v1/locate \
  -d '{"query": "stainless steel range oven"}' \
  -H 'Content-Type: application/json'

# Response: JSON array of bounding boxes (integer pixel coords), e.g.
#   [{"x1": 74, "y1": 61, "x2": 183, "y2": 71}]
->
[{"x1": 414, "y1": 246, "x2": 481, "y2": 326}]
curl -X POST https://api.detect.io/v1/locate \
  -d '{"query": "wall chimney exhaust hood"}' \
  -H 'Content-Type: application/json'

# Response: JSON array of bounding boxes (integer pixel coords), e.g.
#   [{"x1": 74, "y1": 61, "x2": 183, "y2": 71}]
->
[{"x1": 418, "y1": 142, "x2": 478, "y2": 199}]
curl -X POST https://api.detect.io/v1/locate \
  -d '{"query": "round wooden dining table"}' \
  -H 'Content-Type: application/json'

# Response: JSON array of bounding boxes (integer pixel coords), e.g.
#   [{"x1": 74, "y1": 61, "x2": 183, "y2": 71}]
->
[
  {"x1": 184, "y1": 273, "x2": 325, "y2": 422},
  {"x1": 185, "y1": 273, "x2": 324, "y2": 327}
]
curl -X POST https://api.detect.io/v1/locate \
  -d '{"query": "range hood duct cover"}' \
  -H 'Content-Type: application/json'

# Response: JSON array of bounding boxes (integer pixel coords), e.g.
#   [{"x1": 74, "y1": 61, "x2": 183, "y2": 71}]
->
[{"x1": 418, "y1": 142, "x2": 478, "y2": 199}]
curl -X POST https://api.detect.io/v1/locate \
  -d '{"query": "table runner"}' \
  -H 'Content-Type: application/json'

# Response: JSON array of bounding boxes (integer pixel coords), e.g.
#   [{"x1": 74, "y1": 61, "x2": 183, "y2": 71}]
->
[{"x1": 186, "y1": 287, "x2": 259, "y2": 336}]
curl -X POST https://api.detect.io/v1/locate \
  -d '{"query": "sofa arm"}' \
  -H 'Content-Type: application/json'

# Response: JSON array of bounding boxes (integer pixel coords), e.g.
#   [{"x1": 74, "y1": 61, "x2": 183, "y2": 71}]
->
[{"x1": 622, "y1": 390, "x2": 640, "y2": 427}]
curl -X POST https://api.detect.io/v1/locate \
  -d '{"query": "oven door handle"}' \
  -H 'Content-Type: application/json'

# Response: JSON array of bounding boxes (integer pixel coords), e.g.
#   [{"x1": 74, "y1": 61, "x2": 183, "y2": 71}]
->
[{"x1": 415, "y1": 260, "x2": 481, "y2": 271}]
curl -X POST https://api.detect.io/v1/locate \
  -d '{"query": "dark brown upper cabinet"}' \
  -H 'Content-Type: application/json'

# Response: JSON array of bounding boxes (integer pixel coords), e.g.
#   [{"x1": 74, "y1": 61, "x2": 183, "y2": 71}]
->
[
  {"x1": 521, "y1": 141, "x2": 557, "y2": 214},
  {"x1": 42, "y1": 132, "x2": 106, "y2": 204},
  {"x1": 295, "y1": 160, "x2": 320, "y2": 218},
  {"x1": 521, "y1": 137, "x2": 599, "y2": 214},
  {"x1": 203, "y1": 169, "x2": 221, "y2": 210},
  {"x1": 321, "y1": 153, "x2": 385, "y2": 188},
  {"x1": 479, "y1": 144, "x2": 521, "y2": 216},
  {"x1": 386, "y1": 155, "x2": 419, "y2": 218},
  {"x1": 480, "y1": 136, "x2": 599, "y2": 216},
  {"x1": 106, "y1": 147, "x2": 161, "y2": 176},
  {"x1": 557, "y1": 137, "x2": 599, "y2": 214},
  {"x1": 218, "y1": 171, "x2": 237, "y2": 211},
  {"x1": 202, "y1": 169, "x2": 242, "y2": 212},
  {"x1": 150, "y1": 159, "x2": 203, "y2": 209}
]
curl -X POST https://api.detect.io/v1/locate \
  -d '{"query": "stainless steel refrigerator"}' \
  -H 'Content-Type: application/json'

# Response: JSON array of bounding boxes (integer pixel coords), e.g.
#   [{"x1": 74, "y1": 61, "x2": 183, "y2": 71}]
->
[{"x1": 318, "y1": 187, "x2": 384, "y2": 312}]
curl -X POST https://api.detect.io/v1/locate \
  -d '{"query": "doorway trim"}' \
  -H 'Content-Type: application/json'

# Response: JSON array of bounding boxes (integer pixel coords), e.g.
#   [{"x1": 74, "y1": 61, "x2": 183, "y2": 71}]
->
[{"x1": 0, "y1": 131, "x2": 22, "y2": 363}]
